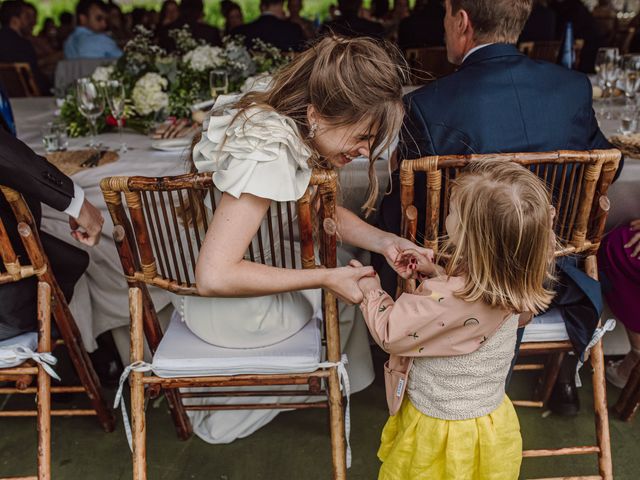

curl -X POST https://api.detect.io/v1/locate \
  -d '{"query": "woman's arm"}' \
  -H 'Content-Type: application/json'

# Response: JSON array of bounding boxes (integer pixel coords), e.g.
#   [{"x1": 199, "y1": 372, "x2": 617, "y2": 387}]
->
[
  {"x1": 335, "y1": 206, "x2": 432, "y2": 278},
  {"x1": 195, "y1": 192, "x2": 374, "y2": 302}
]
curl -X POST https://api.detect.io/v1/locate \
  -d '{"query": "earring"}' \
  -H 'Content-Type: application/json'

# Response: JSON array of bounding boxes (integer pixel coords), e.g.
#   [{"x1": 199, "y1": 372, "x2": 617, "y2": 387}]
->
[{"x1": 307, "y1": 122, "x2": 318, "y2": 139}]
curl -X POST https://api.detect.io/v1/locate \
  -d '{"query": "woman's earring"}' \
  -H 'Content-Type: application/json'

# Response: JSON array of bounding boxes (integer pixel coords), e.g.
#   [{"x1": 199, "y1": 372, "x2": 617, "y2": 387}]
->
[{"x1": 307, "y1": 122, "x2": 318, "y2": 139}]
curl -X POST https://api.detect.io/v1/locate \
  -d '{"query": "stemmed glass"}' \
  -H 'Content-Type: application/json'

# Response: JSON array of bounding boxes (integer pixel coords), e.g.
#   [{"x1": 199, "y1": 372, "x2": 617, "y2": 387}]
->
[
  {"x1": 209, "y1": 70, "x2": 229, "y2": 100},
  {"x1": 76, "y1": 78, "x2": 104, "y2": 149},
  {"x1": 595, "y1": 47, "x2": 620, "y2": 119},
  {"x1": 621, "y1": 54, "x2": 640, "y2": 106},
  {"x1": 103, "y1": 80, "x2": 128, "y2": 153}
]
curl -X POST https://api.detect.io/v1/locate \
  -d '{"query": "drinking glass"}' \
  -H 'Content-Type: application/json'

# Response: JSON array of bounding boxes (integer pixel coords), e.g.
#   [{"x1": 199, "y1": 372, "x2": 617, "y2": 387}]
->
[
  {"x1": 210, "y1": 70, "x2": 229, "y2": 99},
  {"x1": 103, "y1": 79, "x2": 128, "y2": 153},
  {"x1": 595, "y1": 47, "x2": 620, "y2": 119},
  {"x1": 76, "y1": 78, "x2": 105, "y2": 149},
  {"x1": 42, "y1": 121, "x2": 68, "y2": 152},
  {"x1": 622, "y1": 54, "x2": 640, "y2": 105},
  {"x1": 620, "y1": 105, "x2": 638, "y2": 135}
]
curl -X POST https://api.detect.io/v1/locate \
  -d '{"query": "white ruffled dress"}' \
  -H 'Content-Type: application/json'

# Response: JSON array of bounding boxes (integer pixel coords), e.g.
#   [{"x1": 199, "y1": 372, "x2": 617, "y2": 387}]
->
[{"x1": 178, "y1": 94, "x2": 374, "y2": 444}]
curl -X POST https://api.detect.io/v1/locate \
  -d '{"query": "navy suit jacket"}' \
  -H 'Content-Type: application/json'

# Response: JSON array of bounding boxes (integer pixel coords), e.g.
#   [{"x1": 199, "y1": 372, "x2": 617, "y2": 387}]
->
[{"x1": 380, "y1": 43, "x2": 618, "y2": 237}]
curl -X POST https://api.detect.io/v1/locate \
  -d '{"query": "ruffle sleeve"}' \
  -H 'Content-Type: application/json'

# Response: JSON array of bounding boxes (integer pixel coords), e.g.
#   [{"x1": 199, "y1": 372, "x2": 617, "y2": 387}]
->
[{"x1": 192, "y1": 95, "x2": 313, "y2": 202}]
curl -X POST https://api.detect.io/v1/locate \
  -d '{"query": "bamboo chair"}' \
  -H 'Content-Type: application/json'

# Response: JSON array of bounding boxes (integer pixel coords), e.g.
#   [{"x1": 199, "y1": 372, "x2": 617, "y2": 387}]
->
[
  {"x1": 398, "y1": 150, "x2": 621, "y2": 480},
  {"x1": 0, "y1": 63, "x2": 40, "y2": 97},
  {"x1": 100, "y1": 169, "x2": 349, "y2": 480},
  {"x1": 0, "y1": 185, "x2": 115, "y2": 433},
  {"x1": 404, "y1": 47, "x2": 456, "y2": 84}
]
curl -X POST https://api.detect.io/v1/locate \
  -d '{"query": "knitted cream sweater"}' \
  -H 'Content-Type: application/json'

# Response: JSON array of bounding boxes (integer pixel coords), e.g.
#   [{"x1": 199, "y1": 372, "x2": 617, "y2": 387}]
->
[{"x1": 407, "y1": 314, "x2": 519, "y2": 420}]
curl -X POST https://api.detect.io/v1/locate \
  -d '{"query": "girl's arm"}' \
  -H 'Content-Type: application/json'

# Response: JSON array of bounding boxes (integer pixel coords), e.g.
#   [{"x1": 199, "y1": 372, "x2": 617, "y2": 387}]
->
[
  {"x1": 335, "y1": 206, "x2": 432, "y2": 278},
  {"x1": 195, "y1": 192, "x2": 374, "y2": 303}
]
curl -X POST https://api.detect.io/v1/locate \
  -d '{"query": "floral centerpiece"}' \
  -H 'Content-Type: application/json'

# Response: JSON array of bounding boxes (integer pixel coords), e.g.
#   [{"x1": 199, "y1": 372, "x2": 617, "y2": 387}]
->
[{"x1": 60, "y1": 26, "x2": 288, "y2": 137}]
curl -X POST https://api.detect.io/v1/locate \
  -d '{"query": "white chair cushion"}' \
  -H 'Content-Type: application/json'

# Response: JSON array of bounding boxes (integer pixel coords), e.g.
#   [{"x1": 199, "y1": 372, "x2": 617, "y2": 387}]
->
[
  {"x1": 0, "y1": 332, "x2": 38, "y2": 368},
  {"x1": 152, "y1": 313, "x2": 323, "y2": 378},
  {"x1": 521, "y1": 308, "x2": 569, "y2": 343}
]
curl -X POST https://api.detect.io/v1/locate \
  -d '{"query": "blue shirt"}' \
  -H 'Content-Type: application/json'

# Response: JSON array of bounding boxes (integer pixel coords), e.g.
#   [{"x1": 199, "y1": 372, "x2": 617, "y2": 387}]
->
[{"x1": 63, "y1": 26, "x2": 122, "y2": 59}]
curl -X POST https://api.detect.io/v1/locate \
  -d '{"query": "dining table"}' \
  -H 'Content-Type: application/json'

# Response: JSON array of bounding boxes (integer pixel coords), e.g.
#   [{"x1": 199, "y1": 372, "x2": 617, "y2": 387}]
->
[{"x1": 10, "y1": 93, "x2": 639, "y2": 355}]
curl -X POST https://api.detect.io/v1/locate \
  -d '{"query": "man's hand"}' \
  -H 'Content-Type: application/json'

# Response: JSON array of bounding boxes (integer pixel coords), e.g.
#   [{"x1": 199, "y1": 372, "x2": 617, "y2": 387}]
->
[
  {"x1": 69, "y1": 199, "x2": 104, "y2": 246},
  {"x1": 625, "y1": 219, "x2": 640, "y2": 259}
]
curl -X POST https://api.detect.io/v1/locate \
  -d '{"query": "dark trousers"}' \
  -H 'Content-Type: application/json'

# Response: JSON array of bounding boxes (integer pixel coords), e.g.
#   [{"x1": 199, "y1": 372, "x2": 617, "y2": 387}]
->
[{"x1": 0, "y1": 232, "x2": 89, "y2": 340}]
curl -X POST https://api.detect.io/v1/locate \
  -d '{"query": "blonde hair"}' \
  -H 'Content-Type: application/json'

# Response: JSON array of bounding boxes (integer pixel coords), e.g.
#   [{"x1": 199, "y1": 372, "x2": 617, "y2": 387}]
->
[
  {"x1": 444, "y1": 160, "x2": 556, "y2": 314},
  {"x1": 231, "y1": 35, "x2": 407, "y2": 216}
]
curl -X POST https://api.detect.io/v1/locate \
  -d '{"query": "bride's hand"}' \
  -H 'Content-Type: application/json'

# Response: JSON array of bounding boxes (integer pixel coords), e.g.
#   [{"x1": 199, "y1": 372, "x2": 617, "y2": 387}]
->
[{"x1": 324, "y1": 264, "x2": 376, "y2": 304}]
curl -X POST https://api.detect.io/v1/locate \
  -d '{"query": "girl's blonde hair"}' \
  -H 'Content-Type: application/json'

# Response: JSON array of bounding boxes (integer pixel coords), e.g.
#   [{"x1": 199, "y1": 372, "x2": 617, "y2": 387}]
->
[
  {"x1": 445, "y1": 160, "x2": 556, "y2": 315},
  {"x1": 230, "y1": 35, "x2": 407, "y2": 215}
]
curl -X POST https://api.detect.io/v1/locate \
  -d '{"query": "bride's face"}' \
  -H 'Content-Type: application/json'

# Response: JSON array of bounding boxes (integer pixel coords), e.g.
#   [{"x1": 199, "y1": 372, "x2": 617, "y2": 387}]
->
[{"x1": 307, "y1": 108, "x2": 378, "y2": 169}]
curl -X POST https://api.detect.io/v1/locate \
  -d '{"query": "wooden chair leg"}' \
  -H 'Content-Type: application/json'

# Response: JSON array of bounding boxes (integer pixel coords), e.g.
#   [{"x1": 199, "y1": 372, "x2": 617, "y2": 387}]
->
[
  {"x1": 130, "y1": 289, "x2": 147, "y2": 480},
  {"x1": 591, "y1": 340, "x2": 613, "y2": 480},
  {"x1": 533, "y1": 351, "x2": 565, "y2": 405},
  {"x1": 37, "y1": 282, "x2": 51, "y2": 480},
  {"x1": 327, "y1": 368, "x2": 346, "y2": 480}
]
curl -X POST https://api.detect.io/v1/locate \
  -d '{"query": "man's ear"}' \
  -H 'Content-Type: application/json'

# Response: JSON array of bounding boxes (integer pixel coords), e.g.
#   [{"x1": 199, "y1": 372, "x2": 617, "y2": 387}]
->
[{"x1": 459, "y1": 9, "x2": 474, "y2": 39}]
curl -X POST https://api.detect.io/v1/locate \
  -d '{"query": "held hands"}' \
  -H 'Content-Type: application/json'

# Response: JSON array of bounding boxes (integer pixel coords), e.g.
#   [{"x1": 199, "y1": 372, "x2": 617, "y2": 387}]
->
[
  {"x1": 69, "y1": 199, "x2": 104, "y2": 246},
  {"x1": 380, "y1": 235, "x2": 434, "y2": 279},
  {"x1": 324, "y1": 262, "x2": 376, "y2": 304},
  {"x1": 396, "y1": 248, "x2": 443, "y2": 279},
  {"x1": 349, "y1": 259, "x2": 382, "y2": 296},
  {"x1": 625, "y1": 219, "x2": 640, "y2": 259}
]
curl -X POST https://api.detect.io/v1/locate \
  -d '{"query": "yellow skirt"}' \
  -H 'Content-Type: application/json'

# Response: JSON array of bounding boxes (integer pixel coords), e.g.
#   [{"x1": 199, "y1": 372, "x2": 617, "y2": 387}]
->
[{"x1": 378, "y1": 396, "x2": 522, "y2": 480}]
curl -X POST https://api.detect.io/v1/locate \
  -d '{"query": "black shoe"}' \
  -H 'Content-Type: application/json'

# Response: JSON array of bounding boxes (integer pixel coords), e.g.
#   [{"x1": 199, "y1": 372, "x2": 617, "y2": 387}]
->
[{"x1": 548, "y1": 380, "x2": 580, "y2": 416}]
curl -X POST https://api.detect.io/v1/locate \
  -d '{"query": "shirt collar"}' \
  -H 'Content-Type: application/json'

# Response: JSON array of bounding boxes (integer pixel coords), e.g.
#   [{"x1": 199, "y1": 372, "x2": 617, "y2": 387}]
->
[{"x1": 462, "y1": 43, "x2": 494, "y2": 63}]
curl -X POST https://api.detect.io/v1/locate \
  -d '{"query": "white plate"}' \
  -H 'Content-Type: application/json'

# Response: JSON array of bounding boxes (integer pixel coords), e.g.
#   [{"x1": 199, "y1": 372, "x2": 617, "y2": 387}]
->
[{"x1": 150, "y1": 137, "x2": 192, "y2": 151}]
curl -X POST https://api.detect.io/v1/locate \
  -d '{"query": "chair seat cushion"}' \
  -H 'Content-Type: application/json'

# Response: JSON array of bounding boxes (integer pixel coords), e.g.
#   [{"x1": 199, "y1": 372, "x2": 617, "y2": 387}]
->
[
  {"x1": 521, "y1": 308, "x2": 569, "y2": 343},
  {"x1": 0, "y1": 332, "x2": 38, "y2": 368},
  {"x1": 152, "y1": 312, "x2": 323, "y2": 378}
]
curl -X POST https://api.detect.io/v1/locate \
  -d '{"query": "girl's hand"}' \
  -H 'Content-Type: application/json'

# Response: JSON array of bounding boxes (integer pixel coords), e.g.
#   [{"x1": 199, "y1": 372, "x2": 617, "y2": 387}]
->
[
  {"x1": 396, "y1": 248, "x2": 444, "y2": 279},
  {"x1": 324, "y1": 263, "x2": 376, "y2": 304},
  {"x1": 625, "y1": 219, "x2": 640, "y2": 259},
  {"x1": 349, "y1": 259, "x2": 382, "y2": 295},
  {"x1": 380, "y1": 235, "x2": 433, "y2": 279}
]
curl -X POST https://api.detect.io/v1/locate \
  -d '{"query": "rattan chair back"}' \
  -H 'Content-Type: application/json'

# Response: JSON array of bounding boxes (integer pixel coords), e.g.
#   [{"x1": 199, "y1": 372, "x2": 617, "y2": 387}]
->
[{"x1": 0, "y1": 62, "x2": 40, "y2": 97}]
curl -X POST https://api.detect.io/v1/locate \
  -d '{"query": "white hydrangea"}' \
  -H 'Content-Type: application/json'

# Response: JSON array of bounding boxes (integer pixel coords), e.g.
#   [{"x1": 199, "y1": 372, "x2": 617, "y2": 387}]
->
[
  {"x1": 91, "y1": 65, "x2": 114, "y2": 82},
  {"x1": 183, "y1": 45, "x2": 224, "y2": 72},
  {"x1": 131, "y1": 73, "x2": 169, "y2": 116}
]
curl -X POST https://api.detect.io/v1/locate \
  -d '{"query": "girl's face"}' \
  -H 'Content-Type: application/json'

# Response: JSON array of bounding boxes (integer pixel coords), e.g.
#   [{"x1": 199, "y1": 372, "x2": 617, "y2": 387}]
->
[{"x1": 307, "y1": 106, "x2": 377, "y2": 168}]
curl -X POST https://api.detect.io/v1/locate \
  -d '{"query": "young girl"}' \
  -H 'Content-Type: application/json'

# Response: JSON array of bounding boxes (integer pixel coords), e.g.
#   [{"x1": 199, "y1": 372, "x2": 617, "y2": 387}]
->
[{"x1": 356, "y1": 160, "x2": 556, "y2": 479}]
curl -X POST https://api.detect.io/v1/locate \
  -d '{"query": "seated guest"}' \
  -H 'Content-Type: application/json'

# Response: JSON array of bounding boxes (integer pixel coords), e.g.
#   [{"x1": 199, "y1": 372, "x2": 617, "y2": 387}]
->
[
  {"x1": 320, "y1": 0, "x2": 385, "y2": 39},
  {"x1": 158, "y1": 0, "x2": 179, "y2": 29},
  {"x1": 39, "y1": 17, "x2": 60, "y2": 51},
  {"x1": 64, "y1": 0, "x2": 122, "y2": 59},
  {"x1": 0, "y1": 90, "x2": 104, "y2": 341},
  {"x1": 221, "y1": 0, "x2": 244, "y2": 36},
  {"x1": 0, "y1": 0, "x2": 50, "y2": 94},
  {"x1": 375, "y1": 0, "x2": 619, "y2": 416},
  {"x1": 106, "y1": 3, "x2": 129, "y2": 47},
  {"x1": 232, "y1": 0, "x2": 305, "y2": 51},
  {"x1": 398, "y1": 0, "x2": 445, "y2": 50},
  {"x1": 519, "y1": 0, "x2": 557, "y2": 43},
  {"x1": 20, "y1": 2, "x2": 63, "y2": 84},
  {"x1": 157, "y1": 0, "x2": 222, "y2": 52},
  {"x1": 287, "y1": 0, "x2": 316, "y2": 40},
  {"x1": 57, "y1": 11, "x2": 75, "y2": 47}
]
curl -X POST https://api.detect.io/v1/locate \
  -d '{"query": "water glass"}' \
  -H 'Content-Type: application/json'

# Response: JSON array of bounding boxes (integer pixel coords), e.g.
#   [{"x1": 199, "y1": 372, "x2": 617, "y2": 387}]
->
[
  {"x1": 103, "y1": 79, "x2": 128, "y2": 153},
  {"x1": 620, "y1": 107, "x2": 637, "y2": 135},
  {"x1": 210, "y1": 70, "x2": 229, "y2": 99},
  {"x1": 42, "y1": 121, "x2": 68, "y2": 152},
  {"x1": 76, "y1": 78, "x2": 105, "y2": 149}
]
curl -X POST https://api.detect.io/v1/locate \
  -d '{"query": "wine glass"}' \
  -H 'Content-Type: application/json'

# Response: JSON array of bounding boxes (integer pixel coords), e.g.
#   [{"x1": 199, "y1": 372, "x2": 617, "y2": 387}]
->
[
  {"x1": 622, "y1": 54, "x2": 640, "y2": 106},
  {"x1": 595, "y1": 47, "x2": 620, "y2": 119},
  {"x1": 210, "y1": 70, "x2": 229, "y2": 99},
  {"x1": 76, "y1": 78, "x2": 105, "y2": 149},
  {"x1": 103, "y1": 80, "x2": 128, "y2": 153}
]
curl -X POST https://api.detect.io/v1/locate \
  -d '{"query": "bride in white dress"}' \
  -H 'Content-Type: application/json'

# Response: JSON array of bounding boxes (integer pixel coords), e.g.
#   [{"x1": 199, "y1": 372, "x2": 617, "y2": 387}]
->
[{"x1": 179, "y1": 36, "x2": 429, "y2": 443}]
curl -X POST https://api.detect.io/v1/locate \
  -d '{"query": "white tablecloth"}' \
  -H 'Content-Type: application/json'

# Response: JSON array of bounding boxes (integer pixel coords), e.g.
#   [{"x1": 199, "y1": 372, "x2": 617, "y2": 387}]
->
[{"x1": 11, "y1": 97, "x2": 388, "y2": 351}]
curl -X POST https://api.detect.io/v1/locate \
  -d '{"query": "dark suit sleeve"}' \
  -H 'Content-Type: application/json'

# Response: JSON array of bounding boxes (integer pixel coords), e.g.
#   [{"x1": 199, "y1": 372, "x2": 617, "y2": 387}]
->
[
  {"x1": 0, "y1": 129, "x2": 74, "y2": 212},
  {"x1": 579, "y1": 76, "x2": 624, "y2": 181},
  {"x1": 398, "y1": 93, "x2": 436, "y2": 162}
]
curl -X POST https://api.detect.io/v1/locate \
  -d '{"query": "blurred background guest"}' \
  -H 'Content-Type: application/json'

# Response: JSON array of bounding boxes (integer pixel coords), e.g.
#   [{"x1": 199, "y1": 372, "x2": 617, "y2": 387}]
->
[
  {"x1": 232, "y1": 0, "x2": 305, "y2": 51},
  {"x1": 157, "y1": 0, "x2": 222, "y2": 52},
  {"x1": 64, "y1": 0, "x2": 122, "y2": 59},
  {"x1": 57, "y1": 11, "x2": 75, "y2": 46},
  {"x1": 221, "y1": 0, "x2": 244, "y2": 36},
  {"x1": 520, "y1": 0, "x2": 558, "y2": 42},
  {"x1": 158, "y1": 0, "x2": 180, "y2": 30},
  {"x1": 105, "y1": 2, "x2": 129, "y2": 47},
  {"x1": 320, "y1": 0, "x2": 384, "y2": 39},
  {"x1": 39, "y1": 17, "x2": 60, "y2": 50},
  {"x1": 397, "y1": 0, "x2": 445, "y2": 51},
  {"x1": 0, "y1": 0, "x2": 50, "y2": 94},
  {"x1": 287, "y1": 0, "x2": 316, "y2": 40}
]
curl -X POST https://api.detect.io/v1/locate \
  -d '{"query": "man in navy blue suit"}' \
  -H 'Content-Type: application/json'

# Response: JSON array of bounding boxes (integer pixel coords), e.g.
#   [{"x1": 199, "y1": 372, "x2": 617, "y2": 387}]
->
[{"x1": 375, "y1": 0, "x2": 621, "y2": 415}]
